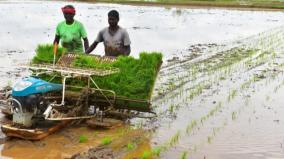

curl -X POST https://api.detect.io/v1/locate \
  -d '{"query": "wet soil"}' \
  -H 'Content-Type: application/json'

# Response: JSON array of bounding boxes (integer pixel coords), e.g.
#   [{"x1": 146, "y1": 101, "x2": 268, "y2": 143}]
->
[
  {"x1": 71, "y1": 129, "x2": 150, "y2": 159},
  {"x1": 80, "y1": 0, "x2": 284, "y2": 11},
  {"x1": 2, "y1": 1, "x2": 284, "y2": 159},
  {"x1": 1, "y1": 125, "x2": 150, "y2": 159}
]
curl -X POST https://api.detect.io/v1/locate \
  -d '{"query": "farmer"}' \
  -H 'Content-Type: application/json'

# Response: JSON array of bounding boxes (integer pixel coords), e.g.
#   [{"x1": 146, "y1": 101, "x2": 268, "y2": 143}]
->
[
  {"x1": 86, "y1": 10, "x2": 131, "y2": 56},
  {"x1": 54, "y1": 5, "x2": 89, "y2": 53}
]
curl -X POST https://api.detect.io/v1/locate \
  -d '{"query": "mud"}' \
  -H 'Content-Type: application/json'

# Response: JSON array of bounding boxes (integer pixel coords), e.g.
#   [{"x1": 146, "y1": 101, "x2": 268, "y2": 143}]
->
[
  {"x1": 71, "y1": 129, "x2": 150, "y2": 159},
  {"x1": 1, "y1": 125, "x2": 148, "y2": 159}
]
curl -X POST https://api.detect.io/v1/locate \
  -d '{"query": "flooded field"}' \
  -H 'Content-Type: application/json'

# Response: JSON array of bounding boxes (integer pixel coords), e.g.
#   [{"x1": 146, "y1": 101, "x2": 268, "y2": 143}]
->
[{"x1": 1, "y1": 0, "x2": 284, "y2": 159}]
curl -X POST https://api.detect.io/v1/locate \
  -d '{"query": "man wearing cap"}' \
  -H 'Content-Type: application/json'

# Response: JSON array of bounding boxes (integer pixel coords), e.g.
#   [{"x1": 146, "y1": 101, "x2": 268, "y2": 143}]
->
[
  {"x1": 54, "y1": 5, "x2": 89, "y2": 53},
  {"x1": 86, "y1": 10, "x2": 131, "y2": 56}
]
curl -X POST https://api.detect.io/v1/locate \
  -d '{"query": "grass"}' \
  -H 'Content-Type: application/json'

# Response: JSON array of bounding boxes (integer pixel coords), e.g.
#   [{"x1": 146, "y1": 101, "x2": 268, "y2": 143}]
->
[
  {"x1": 79, "y1": 135, "x2": 88, "y2": 143},
  {"x1": 101, "y1": 137, "x2": 112, "y2": 145},
  {"x1": 127, "y1": 142, "x2": 135, "y2": 150},
  {"x1": 142, "y1": 150, "x2": 152, "y2": 159},
  {"x1": 32, "y1": 44, "x2": 163, "y2": 100}
]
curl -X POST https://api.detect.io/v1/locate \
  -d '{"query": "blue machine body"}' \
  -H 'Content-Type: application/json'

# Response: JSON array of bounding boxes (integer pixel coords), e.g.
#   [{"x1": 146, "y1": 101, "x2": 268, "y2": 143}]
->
[{"x1": 12, "y1": 77, "x2": 63, "y2": 97}]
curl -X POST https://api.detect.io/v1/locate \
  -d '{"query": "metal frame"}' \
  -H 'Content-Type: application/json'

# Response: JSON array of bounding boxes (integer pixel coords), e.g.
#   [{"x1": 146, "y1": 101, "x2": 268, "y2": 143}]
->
[{"x1": 20, "y1": 63, "x2": 119, "y2": 120}]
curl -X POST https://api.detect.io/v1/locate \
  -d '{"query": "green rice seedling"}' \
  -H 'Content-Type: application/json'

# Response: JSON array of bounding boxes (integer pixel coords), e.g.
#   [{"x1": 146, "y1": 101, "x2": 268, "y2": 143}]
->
[
  {"x1": 274, "y1": 84, "x2": 281, "y2": 93},
  {"x1": 200, "y1": 116, "x2": 207, "y2": 125},
  {"x1": 209, "y1": 109, "x2": 215, "y2": 117},
  {"x1": 213, "y1": 128, "x2": 217, "y2": 136},
  {"x1": 188, "y1": 84, "x2": 206, "y2": 100},
  {"x1": 101, "y1": 137, "x2": 112, "y2": 145},
  {"x1": 186, "y1": 120, "x2": 197, "y2": 134},
  {"x1": 180, "y1": 151, "x2": 188, "y2": 159},
  {"x1": 189, "y1": 92, "x2": 194, "y2": 100},
  {"x1": 272, "y1": 52, "x2": 276, "y2": 59},
  {"x1": 7, "y1": 80, "x2": 12, "y2": 87},
  {"x1": 142, "y1": 150, "x2": 151, "y2": 159},
  {"x1": 217, "y1": 101, "x2": 222, "y2": 109},
  {"x1": 241, "y1": 82, "x2": 248, "y2": 90},
  {"x1": 232, "y1": 112, "x2": 237, "y2": 120},
  {"x1": 81, "y1": 52, "x2": 162, "y2": 99},
  {"x1": 72, "y1": 54, "x2": 113, "y2": 69},
  {"x1": 79, "y1": 135, "x2": 88, "y2": 143},
  {"x1": 207, "y1": 136, "x2": 212, "y2": 144},
  {"x1": 168, "y1": 104, "x2": 175, "y2": 113},
  {"x1": 32, "y1": 45, "x2": 163, "y2": 104},
  {"x1": 127, "y1": 142, "x2": 135, "y2": 151},
  {"x1": 168, "y1": 81, "x2": 176, "y2": 90},
  {"x1": 152, "y1": 146, "x2": 163, "y2": 157},
  {"x1": 219, "y1": 76, "x2": 225, "y2": 80},
  {"x1": 157, "y1": 90, "x2": 163, "y2": 96},
  {"x1": 32, "y1": 44, "x2": 65, "y2": 64},
  {"x1": 227, "y1": 89, "x2": 237, "y2": 102},
  {"x1": 231, "y1": 89, "x2": 237, "y2": 99},
  {"x1": 169, "y1": 131, "x2": 180, "y2": 147}
]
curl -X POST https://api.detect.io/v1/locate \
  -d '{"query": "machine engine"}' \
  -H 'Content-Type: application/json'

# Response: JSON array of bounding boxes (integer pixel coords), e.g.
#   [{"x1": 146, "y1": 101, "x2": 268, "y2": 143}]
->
[{"x1": 11, "y1": 77, "x2": 62, "y2": 127}]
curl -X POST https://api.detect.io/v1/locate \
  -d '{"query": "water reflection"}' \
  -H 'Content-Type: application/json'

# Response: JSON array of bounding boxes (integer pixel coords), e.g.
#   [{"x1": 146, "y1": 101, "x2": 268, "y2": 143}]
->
[{"x1": 1, "y1": 1, "x2": 284, "y2": 59}]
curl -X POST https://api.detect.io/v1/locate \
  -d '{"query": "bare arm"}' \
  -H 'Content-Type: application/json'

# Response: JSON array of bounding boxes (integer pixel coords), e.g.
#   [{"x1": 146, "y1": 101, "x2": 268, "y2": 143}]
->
[
  {"x1": 83, "y1": 37, "x2": 89, "y2": 52},
  {"x1": 121, "y1": 29, "x2": 131, "y2": 56},
  {"x1": 85, "y1": 41, "x2": 99, "y2": 54},
  {"x1": 54, "y1": 35, "x2": 60, "y2": 45}
]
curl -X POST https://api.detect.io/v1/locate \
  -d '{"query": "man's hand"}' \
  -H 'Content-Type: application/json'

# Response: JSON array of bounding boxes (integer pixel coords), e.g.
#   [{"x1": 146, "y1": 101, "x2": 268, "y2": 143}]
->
[
  {"x1": 83, "y1": 38, "x2": 89, "y2": 52},
  {"x1": 85, "y1": 41, "x2": 98, "y2": 54}
]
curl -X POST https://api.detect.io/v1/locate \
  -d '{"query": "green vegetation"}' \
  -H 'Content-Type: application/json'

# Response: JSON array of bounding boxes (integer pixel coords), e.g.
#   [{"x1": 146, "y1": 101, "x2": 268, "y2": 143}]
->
[
  {"x1": 227, "y1": 89, "x2": 238, "y2": 102},
  {"x1": 79, "y1": 135, "x2": 88, "y2": 143},
  {"x1": 151, "y1": 147, "x2": 162, "y2": 156},
  {"x1": 142, "y1": 150, "x2": 151, "y2": 159},
  {"x1": 86, "y1": 53, "x2": 162, "y2": 99},
  {"x1": 169, "y1": 131, "x2": 180, "y2": 146},
  {"x1": 232, "y1": 111, "x2": 237, "y2": 120},
  {"x1": 72, "y1": 54, "x2": 113, "y2": 69},
  {"x1": 186, "y1": 120, "x2": 197, "y2": 134},
  {"x1": 32, "y1": 44, "x2": 162, "y2": 100},
  {"x1": 180, "y1": 151, "x2": 188, "y2": 159},
  {"x1": 101, "y1": 137, "x2": 112, "y2": 145},
  {"x1": 32, "y1": 44, "x2": 65, "y2": 64},
  {"x1": 127, "y1": 142, "x2": 135, "y2": 150},
  {"x1": 207, "y1": 136, "x2": 212, "y2": 144}
]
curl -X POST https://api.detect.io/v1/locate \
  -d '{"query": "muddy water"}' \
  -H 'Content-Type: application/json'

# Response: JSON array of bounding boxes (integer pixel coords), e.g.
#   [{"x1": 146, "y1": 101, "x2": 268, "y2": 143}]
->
[
  {"x1": 1, "y1": 125, "x2": 152, "y2": 159},
  {"x1": 1, "y1": 0, "x2": 284, "y2": 57},
  {"x1": 150, "y1": 26, "x2": 284, "y2": 158},
  {"x1": 2, "y1": 0, "x2": 284, "y2": 159}
]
